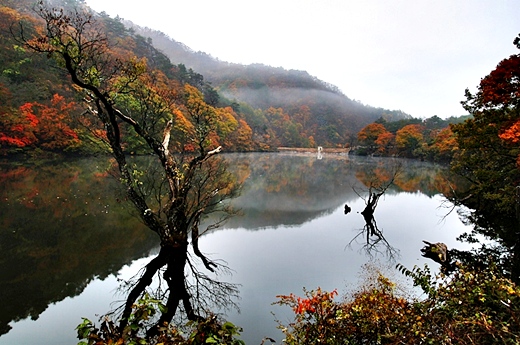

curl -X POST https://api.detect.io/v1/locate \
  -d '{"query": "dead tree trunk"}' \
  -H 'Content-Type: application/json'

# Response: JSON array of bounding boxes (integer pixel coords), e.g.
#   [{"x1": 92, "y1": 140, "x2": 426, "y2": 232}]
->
[
  {"x1": 421, "y1": 241, "x2": 457, "y2": 273},
  {"x1": 348, "y1": 163, "x2": 402, "y2": 258},
  {"x1": 360, "y1": 190, "x2": 384, "y2": 219},
  {"x1": 146, "y1": 241, "x2": 203, "y2": 338}
]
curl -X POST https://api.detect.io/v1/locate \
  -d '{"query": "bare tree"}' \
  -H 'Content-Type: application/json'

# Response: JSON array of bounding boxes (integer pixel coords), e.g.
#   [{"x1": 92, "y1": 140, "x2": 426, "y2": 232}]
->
[
  {"x1": 15, "y1": 1, "x2": 240, "y2": 337},
  {"x1": 357, "y1": 163, "x2": 400, "y2": 219},
  {"x1": 348, "y1": 162, "x2": 402, "y2": 258}
]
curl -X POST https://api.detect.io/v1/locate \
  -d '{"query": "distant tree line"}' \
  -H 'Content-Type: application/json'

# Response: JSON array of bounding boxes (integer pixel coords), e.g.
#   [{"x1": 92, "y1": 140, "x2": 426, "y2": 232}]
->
[
  {"x1": 1, "y1": 1, "x2": 419, "y2": 156},
  {"x1": 355, "y1": 114, "x2": 470, "y2": 162}
]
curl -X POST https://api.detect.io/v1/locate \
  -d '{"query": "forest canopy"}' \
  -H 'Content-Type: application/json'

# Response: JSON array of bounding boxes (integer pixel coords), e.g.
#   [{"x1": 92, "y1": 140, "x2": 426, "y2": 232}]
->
[{"x1": 0, "y1": 0, "x2": 417, "y2": 156}]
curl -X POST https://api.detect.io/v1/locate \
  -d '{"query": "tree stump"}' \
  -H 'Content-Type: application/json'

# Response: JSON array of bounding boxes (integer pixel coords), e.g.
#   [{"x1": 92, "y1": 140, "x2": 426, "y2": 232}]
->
[{"x1": 421, "y1": 241, "x2": 449, "y2": 265}]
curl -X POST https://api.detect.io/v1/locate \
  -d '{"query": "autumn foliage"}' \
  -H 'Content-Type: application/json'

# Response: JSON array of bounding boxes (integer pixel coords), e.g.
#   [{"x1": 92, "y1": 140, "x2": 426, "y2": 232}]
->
[
  {"x1": 0, "y1": 0, "x2": 431, "y2": 156},
  {"x1": 357, "y1": 123, "x2": 390, "y2": 155},
  {"x1": 479, "y1": 53, "x2": 520, "y2": 109},
  {"x1": 356, "y1": 117, "x2": 458, "y2": 161},
  {"x1": 0, "y1": 2, "x2": 257, "y2": 155},
  {"x1": 1, "y1": 93, "x2": 79, "y2": 151},
  {"x1": 276, "y1": 265, "x2": 520, "y2": 344},
  {"x1": 275, "y1": 288, "x2": 340, "y2": 344}
]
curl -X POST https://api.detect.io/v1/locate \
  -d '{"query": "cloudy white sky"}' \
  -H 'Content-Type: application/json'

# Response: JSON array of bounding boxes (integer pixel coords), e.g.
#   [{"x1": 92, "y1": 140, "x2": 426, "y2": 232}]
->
[{"x1": 85, "y1": 0, "x2": 520, "y2": 118}]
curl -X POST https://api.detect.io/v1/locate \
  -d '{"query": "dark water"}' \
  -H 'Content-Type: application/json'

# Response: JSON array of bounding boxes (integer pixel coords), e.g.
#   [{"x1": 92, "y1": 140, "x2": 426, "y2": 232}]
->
[{"x1": 0, "y1": 153, "x2": 472, "y2": 344}]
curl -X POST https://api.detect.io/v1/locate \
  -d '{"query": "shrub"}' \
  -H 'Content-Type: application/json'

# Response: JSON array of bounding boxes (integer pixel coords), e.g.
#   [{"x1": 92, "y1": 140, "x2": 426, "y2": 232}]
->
[{"x1": 276, "y1": 264, "x2": 520, "y2": 344}]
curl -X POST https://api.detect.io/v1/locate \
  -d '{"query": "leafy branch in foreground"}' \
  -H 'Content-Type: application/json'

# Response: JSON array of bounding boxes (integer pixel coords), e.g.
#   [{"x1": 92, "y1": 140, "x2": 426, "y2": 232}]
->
[
  {"x1": 76, "y1": 294, "x2": 245, "y2": 345},
  {"x1": 276, "y1": 263, "x2": 520, "y2": 344}
]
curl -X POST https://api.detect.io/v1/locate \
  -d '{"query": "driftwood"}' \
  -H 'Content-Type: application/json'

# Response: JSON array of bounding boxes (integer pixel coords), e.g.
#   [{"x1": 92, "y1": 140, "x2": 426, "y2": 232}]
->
[
  {"x1": 421, "y1": 240, "x2": 458, "y2": 273},
  {"x1": 421, "y1": 241, "x2": 449, "y2": 264}
]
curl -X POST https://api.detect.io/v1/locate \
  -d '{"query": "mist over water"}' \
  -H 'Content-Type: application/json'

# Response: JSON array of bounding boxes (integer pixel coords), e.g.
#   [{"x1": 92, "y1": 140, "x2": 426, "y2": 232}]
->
[{"x1": 0, "y1": 153, "x2": 472, "y2": 344}]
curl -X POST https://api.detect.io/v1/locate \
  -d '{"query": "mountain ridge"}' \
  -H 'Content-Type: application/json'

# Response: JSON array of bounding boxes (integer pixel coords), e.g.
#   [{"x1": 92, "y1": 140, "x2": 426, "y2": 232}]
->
[
  {"x1": 1, "y1": 0, "x2": 412, "y2": 153},
  {"x1": 124, "y1": 21, "x2": 413, "y2": 138}
]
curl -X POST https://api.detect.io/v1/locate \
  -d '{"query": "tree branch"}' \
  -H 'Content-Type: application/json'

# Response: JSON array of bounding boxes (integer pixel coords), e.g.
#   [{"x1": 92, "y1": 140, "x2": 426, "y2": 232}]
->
[{"x1": 191, "y1": 222, "x2": 217, "y2": 272}]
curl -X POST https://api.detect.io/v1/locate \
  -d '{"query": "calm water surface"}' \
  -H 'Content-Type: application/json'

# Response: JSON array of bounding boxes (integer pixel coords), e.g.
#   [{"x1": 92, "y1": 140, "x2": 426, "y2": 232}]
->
[{"x1": 0, "y1": 153, "x2": 472, "y2": 344}]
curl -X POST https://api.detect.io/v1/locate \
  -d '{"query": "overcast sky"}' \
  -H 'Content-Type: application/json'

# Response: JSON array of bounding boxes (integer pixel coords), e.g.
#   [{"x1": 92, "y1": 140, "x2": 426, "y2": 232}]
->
[{"x1": 85, "y1": 0, "x2": 520, "y2": 119}]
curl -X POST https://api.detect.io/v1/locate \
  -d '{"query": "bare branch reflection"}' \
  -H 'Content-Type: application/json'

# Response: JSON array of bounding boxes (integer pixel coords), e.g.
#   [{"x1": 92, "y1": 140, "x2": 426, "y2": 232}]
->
[
  {"x1": 346, "y1": 162, "x2": 402, "y2": 259},
  {"x1": 346, "y1": 210, "x2": 400, "y2": 260}
]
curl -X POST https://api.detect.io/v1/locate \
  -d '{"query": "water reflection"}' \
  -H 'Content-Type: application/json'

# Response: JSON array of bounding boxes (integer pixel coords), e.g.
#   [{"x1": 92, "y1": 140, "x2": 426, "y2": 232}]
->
[
  {"x1": 346, "y1": 161, "x2": 401, "y2": 259},
  {"x1": 0, "y1": 157, "x2": 157, "y2": 336},
  {"x1": 0, "y1": 153, "x2": 470, "y2": 344},
  {"x1": 220, "y1": 154, "x2": 455, "y2": 230},
  {"x1": 347, "y1": 211, "x2": 399, "y2": 260}
]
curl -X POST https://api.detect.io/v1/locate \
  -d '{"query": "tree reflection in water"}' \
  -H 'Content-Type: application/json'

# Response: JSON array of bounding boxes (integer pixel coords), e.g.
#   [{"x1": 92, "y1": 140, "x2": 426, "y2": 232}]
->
[
  {"x1": 346, "y1": 163, "x2": 401, "y2": 259},
  {"x1": 0, "y1": 154, "x2": 473, "y2": 344},
  {"x1": 347, "y1": 208, "x2": 400, "y2": 260}
]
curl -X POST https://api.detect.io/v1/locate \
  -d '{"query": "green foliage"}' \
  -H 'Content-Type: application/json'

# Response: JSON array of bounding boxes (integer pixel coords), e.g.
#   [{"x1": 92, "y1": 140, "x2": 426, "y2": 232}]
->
[
  {"x1": 399, "y1": 263, "x2": 520, "y2": 344},
  {"x1": 450, "y1": 107, "x2": 519, "y2": 218},
  {"x1": 397, "y1": 264, "x2": 437, "y2": 298},
  {"x1": 76, "y1": 295, "x2": 245, "y2": 345},
  {"x1": 187, "y1": 318, "x2": 245, "y2": 345},
  {"x1": 375, "y1": 116, "x2": 423, "y2": 134},
  {"x1": 277, "y1": 264, "x2": 520, "y2": 344},
  {"x1": 448, "y1": 34, "x2": 520, "y2": 281}
]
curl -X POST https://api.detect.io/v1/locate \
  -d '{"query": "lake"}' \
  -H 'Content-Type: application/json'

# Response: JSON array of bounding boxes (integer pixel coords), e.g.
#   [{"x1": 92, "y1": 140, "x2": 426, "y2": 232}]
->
[{"x1": 0, "y1": 152, "x2": 473, "y2": 344}]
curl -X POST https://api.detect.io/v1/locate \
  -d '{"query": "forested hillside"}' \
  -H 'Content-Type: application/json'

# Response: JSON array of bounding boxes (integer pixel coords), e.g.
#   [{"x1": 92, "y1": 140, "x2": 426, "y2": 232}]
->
[
  {"x1": 129, "y1": 25, "x2": 412, "y2": 146},
  {"x1": 0, "y1": 0, "x2": 411, "y2": 155}
]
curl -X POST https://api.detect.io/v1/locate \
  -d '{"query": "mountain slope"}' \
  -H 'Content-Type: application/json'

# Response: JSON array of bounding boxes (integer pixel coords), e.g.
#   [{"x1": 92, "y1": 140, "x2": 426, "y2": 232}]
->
[
  {"x1": 0, "y1": 0, "x2": 411, "y2": 154},
  {"x1": 127, "y1": 24, "x2": 411, "y2": 146}
]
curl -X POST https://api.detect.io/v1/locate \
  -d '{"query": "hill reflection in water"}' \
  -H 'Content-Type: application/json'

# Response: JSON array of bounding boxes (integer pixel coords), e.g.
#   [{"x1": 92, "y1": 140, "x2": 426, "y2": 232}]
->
[
  {"x1": 221, "y1": 153, "x2": 453, "y2": 229},
  {"x1": 0, "y1": 153, "x2": 470, "y2": 345}
]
